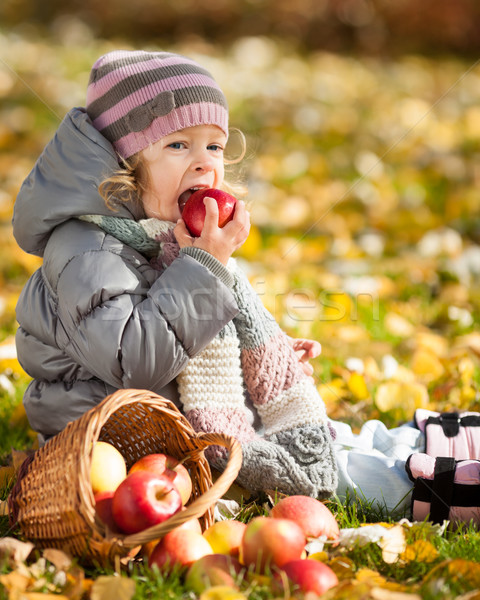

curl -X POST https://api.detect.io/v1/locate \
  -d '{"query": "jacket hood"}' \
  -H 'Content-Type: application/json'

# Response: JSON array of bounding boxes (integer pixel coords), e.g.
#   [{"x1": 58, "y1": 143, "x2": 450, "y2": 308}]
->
[{"x1": 13, "y1": 107, "x2": 143, "y2": 256}]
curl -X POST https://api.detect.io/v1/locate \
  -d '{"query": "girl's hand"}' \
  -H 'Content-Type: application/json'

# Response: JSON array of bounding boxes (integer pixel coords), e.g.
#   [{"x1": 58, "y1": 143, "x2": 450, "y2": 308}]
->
[
  {"x1": 290, "y1": 337, "x2": 322, "y2": 378},
  {"x1": 174, "y1": 196, "x2": 250, "y2": 265}
]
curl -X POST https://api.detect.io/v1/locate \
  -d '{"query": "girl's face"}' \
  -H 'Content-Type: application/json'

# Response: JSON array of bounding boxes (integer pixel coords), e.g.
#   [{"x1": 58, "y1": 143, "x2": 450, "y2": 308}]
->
[{"x1": 139, "y1": 124, "x2": 227, "y2": 221}]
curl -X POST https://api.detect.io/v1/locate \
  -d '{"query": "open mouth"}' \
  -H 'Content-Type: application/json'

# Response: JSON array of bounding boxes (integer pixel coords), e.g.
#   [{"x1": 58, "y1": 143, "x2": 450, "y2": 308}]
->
[{"x1": 178, "y1": 186, "x2": 208, "y2": 213}]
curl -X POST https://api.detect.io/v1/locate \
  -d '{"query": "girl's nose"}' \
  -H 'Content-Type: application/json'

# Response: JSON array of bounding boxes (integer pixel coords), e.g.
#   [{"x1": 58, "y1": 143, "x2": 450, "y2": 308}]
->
[{"x1": 192, "y1": 150, "x2": 214, "y2": 172}]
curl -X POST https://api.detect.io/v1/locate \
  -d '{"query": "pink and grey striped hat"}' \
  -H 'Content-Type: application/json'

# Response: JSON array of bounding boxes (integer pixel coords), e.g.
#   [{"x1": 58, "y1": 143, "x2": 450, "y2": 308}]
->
[{"x1": 86, "y1": 50, "x2": 229, "y2": 159}]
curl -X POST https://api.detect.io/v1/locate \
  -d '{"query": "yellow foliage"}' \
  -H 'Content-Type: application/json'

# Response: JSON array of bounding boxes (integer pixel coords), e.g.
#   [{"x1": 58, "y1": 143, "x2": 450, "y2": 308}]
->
[
  {"x1": 236, "y1": 224, "x2": 262, "y2": 260},
  {"x1": 375, "y1": 381, "x2": 429, "y2": 419},
  {"x1": 410, "y1": 349, "x2": 445, "y2": 382},
  {"x1": 400, "y1": 540, "x2": 438, "y2": 563},
  {"x1": 347, "y1": 372, "x2": 370, "y2": 400}
]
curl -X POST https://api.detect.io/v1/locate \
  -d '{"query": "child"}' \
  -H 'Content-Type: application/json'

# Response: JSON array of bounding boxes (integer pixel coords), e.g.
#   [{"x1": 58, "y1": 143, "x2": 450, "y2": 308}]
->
[{"x1": 13, "y1": 49, "x2": 338, "y2": 500}]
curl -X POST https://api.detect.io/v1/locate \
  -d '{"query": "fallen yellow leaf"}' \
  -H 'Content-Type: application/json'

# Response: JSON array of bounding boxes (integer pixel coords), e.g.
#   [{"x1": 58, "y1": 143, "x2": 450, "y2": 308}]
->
[
  {"x1": 90, "y1": 575, "x2": 136, "y2": 600},
  {"x1": 348, "y1": 372, "x2": 370, "y2": 400},
  {"x1": 400, "y1": 540, "x2": 438, "y2": 563},
  {"x1": 43, "y1": 548, "x2": 73, "y2": 570},
  {"x1": 0, "y1": 537, "x2": 34, "y2": 567},
  {"x1": 0, "y1": 570, "x2": 31, "y2": 593},
  {"x1": 385, "y1": 312, "x2": 415, "y2": 338},
  {"x1": 411, "y1": 349, "x2": 445, "y2": 382},
  {"x1": 0, "y1": 465, "x2": 15, "y2": 488},
  {"x1": 375, "y1": 381, "x2": 429, "y2": 418},
  {"x1": 356, "y1": 567, "x2": 387, "y2": 586},
  {"x1": 18, "y1": 594, "x2": 70, "y2": 600},
  {"x1": 200, "y1": 585, "x2": 247, "y2": 600},
  {"x1": 379, "y1": 525, "x2": 406, "y2": 564},
  {"x1": 12, "y1": 449, "x2": 29, "y2": 474},
  {"x1": 415, "y1": 331, "x2": 449, "y2": 358},
  {"x1": 371, "y1": 587, "x2": 421, "y2": 599}
]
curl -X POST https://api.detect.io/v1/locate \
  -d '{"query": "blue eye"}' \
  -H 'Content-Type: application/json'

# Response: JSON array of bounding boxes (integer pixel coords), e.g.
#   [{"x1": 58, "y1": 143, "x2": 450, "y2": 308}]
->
[
  {"x1": 208, "y1": 144, "x2": 223, "y2": 152},
  {"x1": 168, "y1": 142, "x2": 184, "y2": 150}
]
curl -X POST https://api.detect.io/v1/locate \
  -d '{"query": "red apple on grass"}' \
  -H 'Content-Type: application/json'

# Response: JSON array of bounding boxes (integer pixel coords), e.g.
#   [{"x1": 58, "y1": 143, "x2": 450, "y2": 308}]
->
[
  {"x1": 181, "y1": 188, "x2": 237, "y2": 237},
  {"x1": 270, "y1": 495, "x2": 340, "y2": 541},
  {"x1": 280, "y1": 558, "x2": 338, "y2": 595},
  {"x1": 112, "y1": 470, "x2": 182, "y2": 534},
  {"x1": 141, "y1": 514, "x2": 202, "y2": 559},
  {"x1": 129, "y1": 453, "x2": 193, "y2": 505},
  {"x1": 149, "y1": 528, "x2": 213, "y2": 572},
  {"x1": 185, "y1": 553, "x2": 245, "y2": 595},
  {"x1": 203, "y1": 519, "x2": 247, "y2": 557},
  {"x1": 240, "y1": 516, "x2": 306, "y2": 573}
]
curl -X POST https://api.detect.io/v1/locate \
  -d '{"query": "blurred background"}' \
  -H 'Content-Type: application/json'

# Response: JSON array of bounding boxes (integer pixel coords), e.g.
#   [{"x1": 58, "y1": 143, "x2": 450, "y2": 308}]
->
[{"x1": 1, "y1": 0, "x2": 480, "y2": 431}]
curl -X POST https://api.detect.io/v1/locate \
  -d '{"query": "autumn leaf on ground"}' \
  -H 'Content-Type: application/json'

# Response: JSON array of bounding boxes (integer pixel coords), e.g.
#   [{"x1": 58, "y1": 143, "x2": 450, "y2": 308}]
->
[
  {"x1": 410, "y1": 349, "x2": 445, "y2": 382},
  {"x1": 90, "y1": 575, "x2": 136, "y2": 600},
  {"x1": 42, "y1": 548, "x2": 72, "y2": 571},
  {"x1": 199, "y1": 586, "x2": 247, "y2": 600},
  {"x1": 348, "y1": 372, "x2": 370, "y2": 400},
  {"x1": 424, "y1": 559, "x2": 480, "y2": 589},
  {"x1": 400, "y1": 540, "x2": 438, "y2": 563},
  {"x1": 0, "y1": 571, "x2": 31, "y2": 594},
  {"x1": 379, "y1": 525, "x2": 406, "y2": 564},
  {"x1": 370, "y1": 588, "x2": 422, "y2": 600},
  {"x1": 337, "y1": 523, "x2": 406, "y2": 563},
  {"x1": 0, "y1": 537, "x2": 34, "y2": 568},
  {"x1": 375, "y1": 381, "x2": 429, "y2": 420},
  {"x1": 12, "y1": 449, "x2": 30, "y2": 473},
  {"x1": 0, "y1": 465, "x2": 15, "y2": 487}
]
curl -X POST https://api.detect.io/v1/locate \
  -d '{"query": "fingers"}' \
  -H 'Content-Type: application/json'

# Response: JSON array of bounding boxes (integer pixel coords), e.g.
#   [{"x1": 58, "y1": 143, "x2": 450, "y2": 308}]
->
[
  {"x1": 302, "y1": 363, "x2": 314, "y2": 377},
  {"x1": 292, "y1": 339, "x2": 322, "y2": 359},
  {"x1": 173, "y1": 219, "x2": 193, "y2": 247},
  {"x1": 227, "y1": 199, "x2": 251, "y2": 244},
  {"x1": 202, "y1": 196, "x2": 220, "y2": 234},
  {"x1": 203, "y1": 197, "x2": 250, "y2": 247}
]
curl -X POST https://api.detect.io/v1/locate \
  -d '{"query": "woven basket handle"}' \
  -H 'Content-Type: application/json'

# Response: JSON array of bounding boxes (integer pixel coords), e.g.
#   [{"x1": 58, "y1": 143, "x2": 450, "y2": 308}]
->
[{"x1": 122, "y1": 432, "x2": 242, "y2": 546}]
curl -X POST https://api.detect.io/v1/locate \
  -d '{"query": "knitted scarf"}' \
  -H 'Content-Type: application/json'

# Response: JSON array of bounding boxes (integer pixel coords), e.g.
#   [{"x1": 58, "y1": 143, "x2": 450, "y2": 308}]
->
[{"x1": 80, "y1": 215, "x2": 338, "y2": 498}]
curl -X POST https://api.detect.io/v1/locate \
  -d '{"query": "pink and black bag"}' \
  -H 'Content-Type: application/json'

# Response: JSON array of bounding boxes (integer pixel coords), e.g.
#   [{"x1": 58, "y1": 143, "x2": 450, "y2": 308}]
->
[{"x1": 405, "y1": 409, "x2": 480, "y2": 526}]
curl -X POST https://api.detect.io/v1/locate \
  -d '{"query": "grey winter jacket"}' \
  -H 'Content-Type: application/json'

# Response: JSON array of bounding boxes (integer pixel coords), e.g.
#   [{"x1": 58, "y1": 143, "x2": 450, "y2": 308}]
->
[{"x1": 13, "y1": 107, "x2": 239, "y2": 442}]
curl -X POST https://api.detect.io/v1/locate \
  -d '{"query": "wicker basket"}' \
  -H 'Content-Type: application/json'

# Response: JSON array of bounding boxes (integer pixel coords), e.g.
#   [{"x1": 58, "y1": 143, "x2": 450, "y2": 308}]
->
[{"x1": 8, "y1": 389, "x2": 242, "y2": 566}]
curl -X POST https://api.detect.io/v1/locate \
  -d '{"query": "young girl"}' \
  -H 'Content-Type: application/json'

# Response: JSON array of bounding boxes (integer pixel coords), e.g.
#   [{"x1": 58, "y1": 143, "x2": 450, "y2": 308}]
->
[{"x1": 12, "y1": 49, "x2": 339, "y2": 501}]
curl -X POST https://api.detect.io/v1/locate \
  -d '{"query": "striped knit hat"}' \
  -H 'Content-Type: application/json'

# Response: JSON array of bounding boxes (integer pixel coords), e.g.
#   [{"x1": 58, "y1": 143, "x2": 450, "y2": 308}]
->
[{"x1": 86, "y1": 50, "x2": 229, "y2": 159}]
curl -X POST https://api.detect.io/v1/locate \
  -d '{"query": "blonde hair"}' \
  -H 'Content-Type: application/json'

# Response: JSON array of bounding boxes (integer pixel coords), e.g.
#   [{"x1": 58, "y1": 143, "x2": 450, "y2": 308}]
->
[{"x1": 98, "y1": 128, "x2": 248, "y2": 212}]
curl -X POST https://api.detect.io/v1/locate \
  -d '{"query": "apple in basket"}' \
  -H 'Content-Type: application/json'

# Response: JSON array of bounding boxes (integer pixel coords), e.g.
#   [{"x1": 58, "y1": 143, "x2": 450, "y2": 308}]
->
[
  {"x1": 181, "y1": 188, "x2": 237, "y2": 237},
  {"x1": 94, "y1": 490, "x2": 119, "y2": 532},
  {"x1": 90, "y1": 441, "x2": 127, "y2": 494},
  {"x1": 129, "y1": 453, "x2": 193, "y2": 505},
  {"x1": 112, "y1": 470, "x2": 182, "y2": 534}
]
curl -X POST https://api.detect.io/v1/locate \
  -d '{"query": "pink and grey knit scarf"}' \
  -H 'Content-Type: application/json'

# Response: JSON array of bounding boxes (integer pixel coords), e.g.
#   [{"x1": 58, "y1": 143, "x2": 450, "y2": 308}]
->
[{"x1": 80, "y1": 215, "x2": 338, "y2": 498}]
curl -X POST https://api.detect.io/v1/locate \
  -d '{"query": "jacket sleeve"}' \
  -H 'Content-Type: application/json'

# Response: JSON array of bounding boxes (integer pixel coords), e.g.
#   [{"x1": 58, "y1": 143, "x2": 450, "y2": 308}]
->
[{"x1": 54, "y1": 248, "x2": 239, "y2": 390}]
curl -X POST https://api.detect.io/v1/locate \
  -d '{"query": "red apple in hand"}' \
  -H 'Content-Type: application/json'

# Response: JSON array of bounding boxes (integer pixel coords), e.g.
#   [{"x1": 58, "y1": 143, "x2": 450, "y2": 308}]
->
[
  {"x1": 240, "y1": 516, "x2": 306, "y2": 573},
  {"x1": 129, "y1": 453, "x2": 193, "y2": 506},
  {"x1": 270, "y1": 495, "x2": 340, "y2": 541},
  {"x1": 280, "y1": 558, "x2": 338, "y2": 595},
  {"x1": 112, "y1": 470, "x2": 182, "y2": 534},
  {"x1": 181, "y1": 188, "x2": 237, "y2": 237}
]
